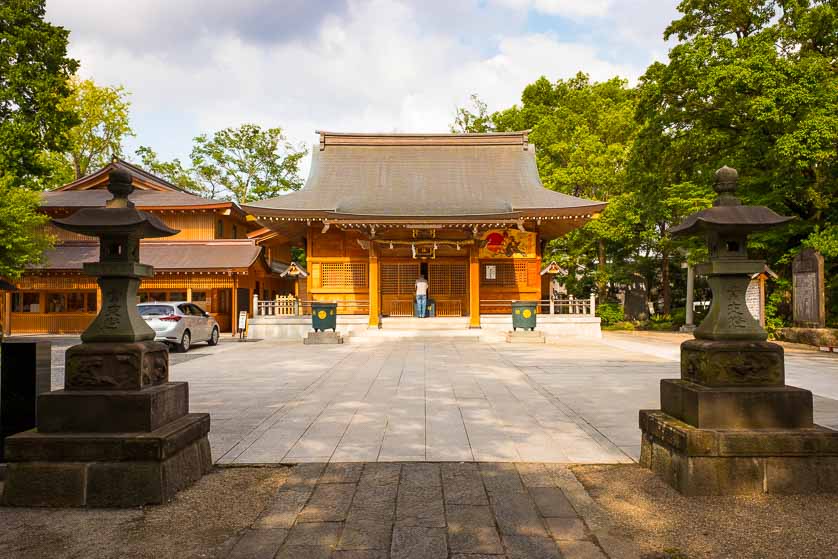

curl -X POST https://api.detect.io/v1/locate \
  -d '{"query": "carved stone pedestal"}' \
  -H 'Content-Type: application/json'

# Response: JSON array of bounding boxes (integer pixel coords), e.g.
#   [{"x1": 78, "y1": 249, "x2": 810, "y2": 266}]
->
[
  {"x1": 2, "y1": 342, "x2": 211, "y2": 507},
  {"x1": 640, "y1": 340, "x2": 838, "y2": 495}
]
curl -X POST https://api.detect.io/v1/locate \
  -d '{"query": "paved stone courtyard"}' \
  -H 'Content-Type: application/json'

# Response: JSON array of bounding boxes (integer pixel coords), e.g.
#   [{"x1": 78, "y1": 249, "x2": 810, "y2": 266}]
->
[
  {"x1": 37, "y1": 332, "x2": 838, "y2": 466},
  {"x1": 224, "y1": 461, "x2": 630, "y2": 559},
  {"x1": 151, "y1": 332, "x2": 838, "y2": 465}
]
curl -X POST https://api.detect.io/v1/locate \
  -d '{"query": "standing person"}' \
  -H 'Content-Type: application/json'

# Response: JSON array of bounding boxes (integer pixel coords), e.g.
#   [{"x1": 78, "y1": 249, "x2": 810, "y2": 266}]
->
[{"x1": 415, "y1": 274, "x2": 429, "y2": 318}]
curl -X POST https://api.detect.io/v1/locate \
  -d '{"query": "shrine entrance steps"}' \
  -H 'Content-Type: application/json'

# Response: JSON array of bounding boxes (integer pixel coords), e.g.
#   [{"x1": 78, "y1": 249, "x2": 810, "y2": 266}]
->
[
  {"x1": 356, "y1": 316, "x2": 484, "y2": 343},
  {"x1": 248, "y1": 314, "x2": 602, "y2": 341}
]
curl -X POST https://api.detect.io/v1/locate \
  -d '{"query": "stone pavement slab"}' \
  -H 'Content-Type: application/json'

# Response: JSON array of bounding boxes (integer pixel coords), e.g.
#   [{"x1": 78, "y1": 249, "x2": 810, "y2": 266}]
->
[
  {"x1": 42, "y1": 332, "x2": 838, "y2": 465},
  {"x1": 223, "y1": 462, "x2": 632, "y2": 559}
]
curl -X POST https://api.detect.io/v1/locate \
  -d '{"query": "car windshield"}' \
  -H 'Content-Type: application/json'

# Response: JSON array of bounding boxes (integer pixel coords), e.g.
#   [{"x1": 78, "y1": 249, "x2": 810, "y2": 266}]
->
[{"x1": 139, "y1": 305, "x2": 174, "y2": 317}]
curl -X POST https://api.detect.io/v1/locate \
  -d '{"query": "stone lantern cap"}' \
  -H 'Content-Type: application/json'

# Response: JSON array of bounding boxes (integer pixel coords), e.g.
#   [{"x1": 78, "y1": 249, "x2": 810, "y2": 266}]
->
[
  {"x1": 52, "y1": 168, "x2": 177, "y2": 239},
  {"x1": 670, "y1": 166, "x2": 793, "y2": 237}
]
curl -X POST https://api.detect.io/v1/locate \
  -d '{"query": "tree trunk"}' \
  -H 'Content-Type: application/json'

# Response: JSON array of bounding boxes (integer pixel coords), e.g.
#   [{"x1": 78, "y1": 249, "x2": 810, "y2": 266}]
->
[
  {"x1": 661, "y1": 249, "x2": 671, "y2": 316},
  {"x1": 597, "y1": 238, "x2": 607, "y2": 300}
]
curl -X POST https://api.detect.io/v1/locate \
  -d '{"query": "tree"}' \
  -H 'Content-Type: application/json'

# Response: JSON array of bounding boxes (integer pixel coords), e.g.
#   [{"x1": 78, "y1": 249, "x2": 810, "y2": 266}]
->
[
  {"x1": 190, "y1": 124, "x2": 307, "y2": 204},
  {"x1": 633, "y1": 0, "x2": 838, "y2": 316},
  {"x1": 450, "y1": 94, "x2": 495, "y2": 133},
  {"x1": 54, "y1": 78, "x2": 134, "y2": 180},
  {"x1": 492, "y1": 74, "x2": 641, "y2": 299},
  {"x1": 0, "y1": 0, "x2": 78, "y2": 184},
  {"x1": 0, "y1": 0, "x2": 76, "y2": 280},
  {"x1": 0, "y1": 179, "x2": 51, "y2": 280},
  {"x1": 134, "y1": 145, "x2": 221, "y2": 197}
]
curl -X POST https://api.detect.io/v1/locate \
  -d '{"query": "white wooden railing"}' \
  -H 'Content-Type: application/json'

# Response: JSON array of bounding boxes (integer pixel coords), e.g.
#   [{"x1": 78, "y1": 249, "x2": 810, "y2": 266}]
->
[
  {"x1": 480, "y1": 294, "x2": 596, "y2": 316},
  {"x1": 254, "y1": 294, "x2": 301, "y2": 316},
  {"x1": 253, "y1": 295, "x2": 370, "y2": 317}
]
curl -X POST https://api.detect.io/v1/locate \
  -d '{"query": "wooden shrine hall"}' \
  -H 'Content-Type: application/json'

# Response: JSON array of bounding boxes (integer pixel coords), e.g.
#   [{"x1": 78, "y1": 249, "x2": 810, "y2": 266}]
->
[{"x1": 245, "y1": 131, "x2": 605, "y2": 330}]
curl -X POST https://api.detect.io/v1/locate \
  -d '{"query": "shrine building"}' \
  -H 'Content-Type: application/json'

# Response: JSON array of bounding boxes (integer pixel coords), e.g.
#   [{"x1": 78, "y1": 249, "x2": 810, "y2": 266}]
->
[
  {"x1": 1, "y1": 160, "x2": 295, "y2": 335},
  {"x1": 245, "y1": 131, "x2": 606, "y2": 330}
]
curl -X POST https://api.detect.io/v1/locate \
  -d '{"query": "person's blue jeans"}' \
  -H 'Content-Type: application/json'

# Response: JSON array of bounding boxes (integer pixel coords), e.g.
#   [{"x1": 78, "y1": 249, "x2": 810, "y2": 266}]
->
[{"x1": 416, "y1": 294, "x2": 427, "y2": 318}]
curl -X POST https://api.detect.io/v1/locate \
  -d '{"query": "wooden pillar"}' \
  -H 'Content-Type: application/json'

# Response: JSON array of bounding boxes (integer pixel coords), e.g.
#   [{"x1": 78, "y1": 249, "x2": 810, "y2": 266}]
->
[
  {"x1": 186, "y1": 286, "x2": 192, "y2": 302},
  {"x1": 96, "y1": 287, "x2": 102, "y2": 312},
  {"x1": 368, "y1": 243, "x2": 380, "y2": 328},
  {"x1": 469, "y1": 244, "x2": 480, "y2": 328},
  {"x1": 4, "y1": 291, "x2": 11, "y2": 336},
  {"x1": 231, "y1": 275, "x2": 238, "y2": 337}
]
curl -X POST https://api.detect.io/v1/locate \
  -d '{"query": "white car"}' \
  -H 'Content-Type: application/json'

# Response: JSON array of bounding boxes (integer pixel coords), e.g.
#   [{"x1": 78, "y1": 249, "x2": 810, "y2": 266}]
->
[{"x1": 138, "y1": 301, "x2": 220, "y2": 352}]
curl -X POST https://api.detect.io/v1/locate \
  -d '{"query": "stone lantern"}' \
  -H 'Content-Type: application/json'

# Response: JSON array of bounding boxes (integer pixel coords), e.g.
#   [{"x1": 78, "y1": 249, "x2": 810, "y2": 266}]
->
[
  {"x1": 2, "y1": 169, "x2": 212, "y2": 507},
  {"x1": 640, "y1": 166, "x2": 838, "y2": 495}
]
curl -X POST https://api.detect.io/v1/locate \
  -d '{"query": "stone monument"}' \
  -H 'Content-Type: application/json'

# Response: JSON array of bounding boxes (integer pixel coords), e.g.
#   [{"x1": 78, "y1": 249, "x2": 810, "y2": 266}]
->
[
  {"x1": 0, "y1": 340, "x2": 51, "y2": 461},
  {"x1": 640, "y1": 166, "x2": 838, "y2": 495},
  {"x1": 792, "y1": 248, "x2": 826, "y2": 328},
  {"x1": 2, "y1": 169, "x2": 212, "y2": 507}
]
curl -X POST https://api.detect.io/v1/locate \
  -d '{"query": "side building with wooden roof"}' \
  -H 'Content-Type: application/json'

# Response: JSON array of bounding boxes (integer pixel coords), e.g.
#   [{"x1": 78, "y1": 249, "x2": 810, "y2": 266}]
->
[
  {"x1": 1, "y1": 159, "x2": 297, "y2": 335},
  {"x1": 245, "y1": 131, "x2": 606, "y2": 331}
]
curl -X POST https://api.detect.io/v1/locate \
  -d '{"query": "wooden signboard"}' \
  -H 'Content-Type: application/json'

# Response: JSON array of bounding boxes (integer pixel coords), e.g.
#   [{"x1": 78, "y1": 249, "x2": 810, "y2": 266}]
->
[
  {"x1": 479, "y1": 229, "x2": 536, "y2": 259},
  {"x1": 237, "y1": 311, "x2": 248, "y2": 339}
]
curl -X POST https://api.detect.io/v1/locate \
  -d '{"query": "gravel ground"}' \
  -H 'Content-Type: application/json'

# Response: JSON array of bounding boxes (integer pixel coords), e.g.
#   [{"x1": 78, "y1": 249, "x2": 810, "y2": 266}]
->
[
  {"x1": 0, "y1": 466, "x2": 289, "y2": 559},
  {"x1": 573, "y1": 464, "x2": 838, "y2": 559}
]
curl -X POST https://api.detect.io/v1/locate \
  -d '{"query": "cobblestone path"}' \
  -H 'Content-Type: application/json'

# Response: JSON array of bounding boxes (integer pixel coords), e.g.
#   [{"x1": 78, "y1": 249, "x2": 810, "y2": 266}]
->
[{"x1": 224, "y1": 462, "x2": 637, "y2": 559}]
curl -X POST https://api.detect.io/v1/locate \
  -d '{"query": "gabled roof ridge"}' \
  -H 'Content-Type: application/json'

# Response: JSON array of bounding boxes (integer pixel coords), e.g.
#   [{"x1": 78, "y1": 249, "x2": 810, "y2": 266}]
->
[
  {"x1": 316, "y1": 130, "x2": 530, "y2": 149},
  {"x1": 146, "y1": 239, "x2": 257, "y2": 246},
  {"x1": 53, "y1": 158, "x2": 190, "y2": 193},
  {"x1": 316, "y1": 130, "x2": 530, "y2": 137}
]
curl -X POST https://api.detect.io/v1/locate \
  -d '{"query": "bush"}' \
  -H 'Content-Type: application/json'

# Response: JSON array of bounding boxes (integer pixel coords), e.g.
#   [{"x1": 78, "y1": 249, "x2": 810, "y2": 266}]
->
[
  {"x1": 670, "y1": 308, "x2": 686, "y2": 328},
  {"x1": 602, "y1": 321, "x2": 636, "y2": 331},
  {"x1": 647, "y1": 314, "x2": 674, "y2": 331},
  {"x1": 596, "y1": 302, "x2": 624, "y2": 326}
]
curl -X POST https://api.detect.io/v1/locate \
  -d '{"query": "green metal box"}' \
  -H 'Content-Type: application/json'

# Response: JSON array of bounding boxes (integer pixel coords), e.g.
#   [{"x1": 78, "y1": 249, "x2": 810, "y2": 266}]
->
[
  {"x1": 312, "y1": 302, "x2": 338, "y2": 332},
  {"x1": 511, "y1": 301, "x2": 537, "y2": 331}
]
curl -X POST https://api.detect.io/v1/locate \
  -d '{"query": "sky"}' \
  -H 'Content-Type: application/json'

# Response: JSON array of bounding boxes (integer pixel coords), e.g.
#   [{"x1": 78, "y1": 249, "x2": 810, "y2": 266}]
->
[{"x1": 45, "y1": 0, "x2": 681, "y2": 174}]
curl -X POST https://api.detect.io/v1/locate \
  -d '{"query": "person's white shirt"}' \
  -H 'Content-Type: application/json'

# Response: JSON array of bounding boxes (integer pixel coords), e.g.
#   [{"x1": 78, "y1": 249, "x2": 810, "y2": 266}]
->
[{"x1": 415, "y1": 277, "x2": 429, "y2": 296}]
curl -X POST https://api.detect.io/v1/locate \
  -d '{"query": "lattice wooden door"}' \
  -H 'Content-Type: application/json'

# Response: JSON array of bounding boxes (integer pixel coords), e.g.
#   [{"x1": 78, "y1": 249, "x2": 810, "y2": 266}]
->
[
  {"x1": 381, "y1": 262, "x2": 420, "y2": 316},
  {"x1": 428, "y1": 262, "x2": 467, "y2": 316}
]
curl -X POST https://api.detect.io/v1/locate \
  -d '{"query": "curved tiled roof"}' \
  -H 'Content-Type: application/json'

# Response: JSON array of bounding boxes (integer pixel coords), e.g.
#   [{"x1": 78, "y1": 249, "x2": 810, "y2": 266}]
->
[
  {"x1": 245, "y1": 131, "x2": 605, "y2": 219},
  {"x1": 41, "y1": 188, "x2": 229, "y2": 209},
  {"x1": 32, "y1": 241, "x2": 262, "y2": 271},
  {"x1": 42, "y1": 159, "x2": 236, "y2": 211}
]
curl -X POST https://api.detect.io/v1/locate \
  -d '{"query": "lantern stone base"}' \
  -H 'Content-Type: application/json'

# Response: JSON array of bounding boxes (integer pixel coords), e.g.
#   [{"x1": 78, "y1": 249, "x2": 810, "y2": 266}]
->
[
  {"x1": 505, "y1": 330, "x2": 546, "y2": 343},
  {"x1": 660, "y1": 379, "x2": 814, "y2": 430},
  {"x1": 304, "y1": 331, "x2": 343, "y2": 344},
  {"x1": 639, "y1": 410, "x2": 838, "y2": 495},
  {"x1": 1, "y1": 413, "x2": 211, "y2": 507}
]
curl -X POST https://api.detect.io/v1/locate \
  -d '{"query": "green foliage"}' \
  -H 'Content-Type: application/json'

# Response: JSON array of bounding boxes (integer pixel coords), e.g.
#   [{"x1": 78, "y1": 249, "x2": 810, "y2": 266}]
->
[
  {"x1": 136, "y1": 124, "x2": 307, "y2": 203},
  {"x1": 0, "y1": 0, "x2": 78, "y2": 185},
  {"x1": 291, "y1": 247, "x2": 306, "y2": 269},
  {"x1": 596, "y1": 302, "x2": 624, "y2": 326},
  {"x1": 135, "y1": 145, "x2": 214, "y2": 196},
  {"x1": 45, "y1": 78, "x2": 134, "y2": 182},
  {"x1": 490, "y1": 73, "x2": 642, "y2": 298},
  {"x1": 765, "y1": 277, "x2": 791, "y2": 335},
  {"x1": 646, "y1": 314, "x2": 675, "y2": 331},
  {"x1": 670, "y1": 308, "x2": 687, "y2": 328},
  {"x1": 450, "y1": 94, "x2": 494, "y2": 133},
  {"x1": 0, "y1": 1, "x2": 72, "y2": 279},
  {"x1": 602, "y1": 321, "x2": 636, "y2": 331},
  {"x1": 190, "y1": 124, "x2": 308, "y2": 204},
  {"x1": 0, "y1": 179, "x2": 52, "y2": 280},
  {"x1": 634, "y1": 0, "x2": 838, "y2": 317}
]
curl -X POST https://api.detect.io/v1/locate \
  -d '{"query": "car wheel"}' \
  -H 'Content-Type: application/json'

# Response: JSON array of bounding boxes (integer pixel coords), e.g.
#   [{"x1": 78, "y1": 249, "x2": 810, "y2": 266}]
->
[
  {"x1": 177, "y1": 330, "x2": 191, "y2": 353},
  {"x1": 208, "y1": 326, "x2": 219, "y2": 346}
]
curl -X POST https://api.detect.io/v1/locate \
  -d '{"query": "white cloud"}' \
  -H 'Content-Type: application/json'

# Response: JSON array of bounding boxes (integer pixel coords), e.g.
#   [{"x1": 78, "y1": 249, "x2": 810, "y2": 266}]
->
[
  {"x1": 492, "y1": 0, "x2": 611, "y2": 19},
  {"x1": 44, "y1": 0, "x2": 674, "y2": 177}
]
